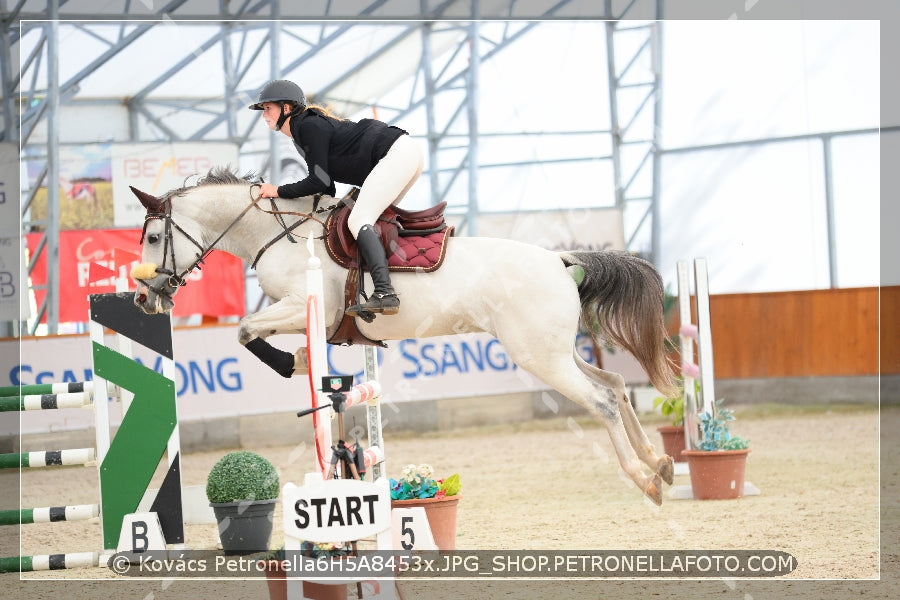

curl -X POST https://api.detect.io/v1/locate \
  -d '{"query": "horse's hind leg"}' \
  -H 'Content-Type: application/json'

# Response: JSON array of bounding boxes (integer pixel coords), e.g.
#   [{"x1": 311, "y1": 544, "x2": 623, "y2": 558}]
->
[
  {"x1": 575, "y1": 355, "x2": 674, "y2": 484},
  {"x1": 622, "y1": 393, "x2": 674, "y2": 484},
  {"x1": 511, "y1": 351, "x2": 664, "y2": 504},
  {"x1": 573, "y1": 371, "x2": 664, "y2": 504}
]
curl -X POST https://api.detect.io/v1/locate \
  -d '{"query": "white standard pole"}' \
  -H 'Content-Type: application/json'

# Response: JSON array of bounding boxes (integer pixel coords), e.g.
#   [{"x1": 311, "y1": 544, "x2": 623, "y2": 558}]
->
[
  {"x1": 693, "y1": 258, "x2": 716, "y2": 419},
  {"x1": 114, "y1": 277, "x2": 134, "y2": 415},
  {"x1": 306, "y1": 236, "x2": 332, "y2": 475},
  {"x1": 676, "y1": 261, "x2": 701, "y2": 450},
  {"x1": 363, "y1": 346, "x2": 385, "y2": 481}
]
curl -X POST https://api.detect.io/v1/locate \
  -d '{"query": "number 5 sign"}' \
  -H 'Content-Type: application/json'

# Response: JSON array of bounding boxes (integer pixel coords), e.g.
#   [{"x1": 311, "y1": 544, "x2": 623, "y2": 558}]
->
[{"x1": 391, "y1": 507, "x2": 437, "y2": 551}]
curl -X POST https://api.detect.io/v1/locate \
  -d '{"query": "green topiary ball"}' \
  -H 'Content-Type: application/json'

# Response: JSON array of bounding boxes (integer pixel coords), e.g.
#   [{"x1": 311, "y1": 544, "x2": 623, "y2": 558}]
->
[{"x1": 206, "y1": 451, "x2": 280, "y2": 504}]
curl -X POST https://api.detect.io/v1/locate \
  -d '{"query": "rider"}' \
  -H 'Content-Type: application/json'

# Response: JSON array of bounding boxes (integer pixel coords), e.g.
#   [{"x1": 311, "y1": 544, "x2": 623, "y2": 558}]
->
[{"x1": 251, "y1": 79, "x2": 423, "y2": 317}]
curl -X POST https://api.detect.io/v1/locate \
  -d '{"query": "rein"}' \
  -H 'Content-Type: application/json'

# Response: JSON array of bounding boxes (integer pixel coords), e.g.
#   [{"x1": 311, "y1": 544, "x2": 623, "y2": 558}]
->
[{"x1": 248, "y1": 193, "x2": 337, "y2": 268}]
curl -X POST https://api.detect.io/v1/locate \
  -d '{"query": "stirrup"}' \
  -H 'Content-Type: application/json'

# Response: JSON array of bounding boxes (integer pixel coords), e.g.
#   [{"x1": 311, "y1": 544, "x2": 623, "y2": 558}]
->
[{"x1": 346, "y1": 293, "x2": 400, "y2": 320}]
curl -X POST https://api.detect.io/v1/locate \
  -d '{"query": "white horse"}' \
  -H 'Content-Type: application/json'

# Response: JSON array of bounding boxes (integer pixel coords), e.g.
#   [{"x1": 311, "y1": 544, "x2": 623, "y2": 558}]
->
[{"x1": 129, "y1": 168, "x2": 679, "y2": 505}]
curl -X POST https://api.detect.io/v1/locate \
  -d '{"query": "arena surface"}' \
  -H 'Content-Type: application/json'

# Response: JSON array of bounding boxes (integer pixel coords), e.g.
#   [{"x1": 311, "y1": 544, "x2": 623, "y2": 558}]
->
[{"x1": 2, "y1": 403, "x2": 897, "y2": 599}]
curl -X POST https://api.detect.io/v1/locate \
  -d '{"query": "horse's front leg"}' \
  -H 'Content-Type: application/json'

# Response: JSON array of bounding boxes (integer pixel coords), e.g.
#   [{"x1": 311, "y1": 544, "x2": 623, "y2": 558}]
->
[{"x1": 238, "y1": 295, "x2": 309, "y2": 378}]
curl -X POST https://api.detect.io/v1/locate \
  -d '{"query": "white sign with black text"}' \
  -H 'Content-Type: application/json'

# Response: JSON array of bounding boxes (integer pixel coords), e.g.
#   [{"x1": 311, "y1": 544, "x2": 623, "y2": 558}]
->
[{"x1": 282, "y1": 476, "x2": 392, "y2": 545}]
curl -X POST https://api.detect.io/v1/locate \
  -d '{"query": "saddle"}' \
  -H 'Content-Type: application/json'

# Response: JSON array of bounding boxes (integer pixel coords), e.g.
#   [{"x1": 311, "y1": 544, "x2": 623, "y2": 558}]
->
[
  {"x1": 324, "y1": 193, "x2": 455, "y2": 347},
  {"x1": 324, "y1": 197, "x2": 453, "y2": 272}
]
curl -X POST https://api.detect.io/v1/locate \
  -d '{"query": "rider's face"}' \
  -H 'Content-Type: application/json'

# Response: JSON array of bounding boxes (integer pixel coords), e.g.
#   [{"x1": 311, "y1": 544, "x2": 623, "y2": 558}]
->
[{"x1": 261, "y1": 102, "x2": 285, "y2": 130}]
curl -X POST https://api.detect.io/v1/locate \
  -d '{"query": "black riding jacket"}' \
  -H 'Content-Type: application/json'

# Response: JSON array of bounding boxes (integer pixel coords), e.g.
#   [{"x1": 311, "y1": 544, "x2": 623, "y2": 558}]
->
[{"x1": 276, "y1": 108, "x2": 407, "y2": 199}]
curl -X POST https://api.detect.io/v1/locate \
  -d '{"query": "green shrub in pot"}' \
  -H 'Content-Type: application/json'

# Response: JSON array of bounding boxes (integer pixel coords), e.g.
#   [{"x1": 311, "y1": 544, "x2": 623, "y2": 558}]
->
[
  {"x1": 206, "y1": 451, "x2": 280, "y2": 555},
  {"x1": 206, "y1": 450, "x2": 280, "y2": 503}
]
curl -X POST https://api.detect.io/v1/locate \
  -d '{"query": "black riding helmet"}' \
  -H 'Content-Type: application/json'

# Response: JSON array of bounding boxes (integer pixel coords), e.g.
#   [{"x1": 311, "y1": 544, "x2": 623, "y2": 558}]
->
[{"x1": 249, "y1": 79, "x2": 307, "y2": 129}]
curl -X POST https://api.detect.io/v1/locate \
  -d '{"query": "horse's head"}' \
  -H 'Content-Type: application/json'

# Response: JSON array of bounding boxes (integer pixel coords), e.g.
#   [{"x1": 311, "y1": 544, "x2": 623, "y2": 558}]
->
[{"x1": 130, "y1": 185, "x2": 206, "y2": 315}]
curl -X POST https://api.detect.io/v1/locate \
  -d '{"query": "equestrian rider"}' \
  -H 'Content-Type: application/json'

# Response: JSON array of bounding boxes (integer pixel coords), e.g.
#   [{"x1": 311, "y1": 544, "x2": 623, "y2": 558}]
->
[{"x1": 251, "y1": 79, "x2": 424, "y2": 317}]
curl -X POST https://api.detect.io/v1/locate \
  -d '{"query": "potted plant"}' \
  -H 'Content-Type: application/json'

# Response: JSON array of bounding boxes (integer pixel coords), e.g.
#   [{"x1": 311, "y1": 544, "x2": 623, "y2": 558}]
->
[
  {"x1": 390, "y1": 464, "x2": 461, "y2": 550},
  {"x1": 653, "y1": 377, "x2": 701, "y2": 463},
  {"x1": 260, "y1": 545, "x2": 351, "y2": 600},
  {"x1": 653, "y1": 391, "x2": 686, "y2": 462},
  {"x1": 681, "y1": 399, "x2": 751, "y2": 500},
  {"x1": 206, "y1": 450, "x2": 280, "y2": 554}
]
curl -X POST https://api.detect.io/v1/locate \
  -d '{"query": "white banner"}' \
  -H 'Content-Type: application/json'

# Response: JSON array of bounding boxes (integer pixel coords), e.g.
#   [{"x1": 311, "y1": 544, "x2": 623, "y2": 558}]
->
[
  {"x1": 110, "y1": 142, "x2": 239, "y2": 227},
  {"x1": 3, "y1": 323, "x2": 647, "y2": 435},
  {"x1": 0, "y1": 143, "x2": 28, "y2": 321}
]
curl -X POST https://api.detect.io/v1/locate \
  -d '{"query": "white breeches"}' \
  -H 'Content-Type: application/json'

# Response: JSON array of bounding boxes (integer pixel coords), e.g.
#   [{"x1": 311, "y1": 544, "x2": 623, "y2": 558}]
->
[{"x1": 348, "y1": 135, "x2": 424, "y2": 238}]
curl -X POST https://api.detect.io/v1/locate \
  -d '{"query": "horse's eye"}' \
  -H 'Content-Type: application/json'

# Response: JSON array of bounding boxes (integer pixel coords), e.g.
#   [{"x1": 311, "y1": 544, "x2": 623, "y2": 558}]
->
[{"x1": 147, "y1": 233, "x2": 160, "y2": 244}]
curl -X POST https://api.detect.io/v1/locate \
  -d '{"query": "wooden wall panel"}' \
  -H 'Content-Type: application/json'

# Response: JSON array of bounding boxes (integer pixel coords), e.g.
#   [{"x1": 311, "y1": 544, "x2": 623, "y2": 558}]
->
[
  {"x1": 881, "y1": 286, "x2": 900, "y2": 374},
  {"x1": 676, "y1": 287, "x2": 885, "y2": 379}
]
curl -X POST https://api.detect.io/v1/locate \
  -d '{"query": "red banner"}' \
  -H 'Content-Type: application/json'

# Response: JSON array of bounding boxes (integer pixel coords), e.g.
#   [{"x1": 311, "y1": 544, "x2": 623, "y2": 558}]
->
[{"x1": 26, "y1": 229, "x2": 245, "y2": 322}]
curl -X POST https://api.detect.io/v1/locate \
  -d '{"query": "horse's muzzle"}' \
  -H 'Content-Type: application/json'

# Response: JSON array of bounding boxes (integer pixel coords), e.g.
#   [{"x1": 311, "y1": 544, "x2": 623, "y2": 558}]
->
[{"x1": 133, "y1": 280, "x2": 175, "y2": 315}]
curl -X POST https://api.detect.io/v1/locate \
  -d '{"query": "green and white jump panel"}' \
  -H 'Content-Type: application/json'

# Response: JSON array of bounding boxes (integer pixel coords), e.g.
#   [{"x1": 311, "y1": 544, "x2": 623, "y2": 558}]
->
[
  {"x1": 0, "y1": 293, "x2": 183, "y2": 571},
  {"x1": 89, "y1": 292, "x2": 184, "y2": 551}
]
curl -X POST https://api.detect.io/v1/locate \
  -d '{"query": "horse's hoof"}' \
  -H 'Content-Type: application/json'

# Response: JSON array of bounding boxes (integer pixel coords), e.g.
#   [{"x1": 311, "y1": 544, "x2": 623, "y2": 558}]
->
[
  {"x1": 644, "y1": 473, "x2": 663, "y2": 506},
  {"x1": 657, "y1": 455, "x2": 674, "y2": 485}
]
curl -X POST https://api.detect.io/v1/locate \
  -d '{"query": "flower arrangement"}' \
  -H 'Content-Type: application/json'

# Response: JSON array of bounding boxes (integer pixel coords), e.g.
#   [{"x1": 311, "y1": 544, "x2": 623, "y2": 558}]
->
[
  {"x1": 300, "y1": 540, "x2": 353, "y2": 559},
  {"x1": 259, "y1": 540, "x2": 352, "y2": 565},
  {"x1": 390, "y1": 464, "x2": 461, "y2": 500}
]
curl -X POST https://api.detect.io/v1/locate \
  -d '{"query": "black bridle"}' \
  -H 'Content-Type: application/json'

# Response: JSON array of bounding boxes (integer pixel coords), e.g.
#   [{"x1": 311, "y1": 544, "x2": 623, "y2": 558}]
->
[{"x1": 135, "y1": 185, "x2": 334, "y2": 300}]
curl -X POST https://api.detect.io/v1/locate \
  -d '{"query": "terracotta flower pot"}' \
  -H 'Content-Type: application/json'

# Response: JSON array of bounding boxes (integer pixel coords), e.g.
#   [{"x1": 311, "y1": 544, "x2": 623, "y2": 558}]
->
[
  {"x1": 261, "y1": 559, "x2": 348, "y2": 600},
  {"x1": 302, "y1": 580, "x2": 349, "y2": 600},
  {"x1": 682, "y1": 449, "x2": 751, "y2": 500},
  {"x1": 390, "y1": 495, "x2": 461, "y2": 550},
  {"x1": 656, "y1": 425, "x2": 687, "y2": 462},
  {"x1": 261, "y1": 560, "x2": 287, "y2": 600}
]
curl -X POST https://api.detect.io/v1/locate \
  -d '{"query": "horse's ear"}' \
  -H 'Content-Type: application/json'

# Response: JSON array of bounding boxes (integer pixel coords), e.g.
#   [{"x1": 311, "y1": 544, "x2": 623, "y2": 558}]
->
[{"x1": 130, "y1": 186, "x2": 163, "y2": 212}]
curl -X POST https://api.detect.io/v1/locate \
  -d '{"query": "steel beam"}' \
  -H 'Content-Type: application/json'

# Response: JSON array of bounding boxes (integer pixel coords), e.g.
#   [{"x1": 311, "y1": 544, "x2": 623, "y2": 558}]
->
[
  {"x1": 604, "y1": 0, "x2": 663, "y2": 261},
  {"x1": 45, "y1": 8, "x2": 59, "y2": 334}
]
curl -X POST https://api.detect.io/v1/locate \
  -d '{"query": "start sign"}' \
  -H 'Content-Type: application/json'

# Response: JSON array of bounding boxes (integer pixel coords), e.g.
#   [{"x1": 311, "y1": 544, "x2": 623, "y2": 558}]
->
[{"x1": 283, "y1": 478, "x2": 391, "y2": 543}]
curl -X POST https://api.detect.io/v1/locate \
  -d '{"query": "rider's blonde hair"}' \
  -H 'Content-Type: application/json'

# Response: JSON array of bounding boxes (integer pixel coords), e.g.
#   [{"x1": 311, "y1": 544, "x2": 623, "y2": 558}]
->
[{"x1": 304, "y1": 103, "x2": 345, "y2": 121}]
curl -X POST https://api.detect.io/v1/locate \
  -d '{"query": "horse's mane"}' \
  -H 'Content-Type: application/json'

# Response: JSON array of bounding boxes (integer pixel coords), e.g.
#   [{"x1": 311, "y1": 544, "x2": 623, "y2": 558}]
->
[{"x1": 163, "y1": 167, "x2": 262, "y2": 200}]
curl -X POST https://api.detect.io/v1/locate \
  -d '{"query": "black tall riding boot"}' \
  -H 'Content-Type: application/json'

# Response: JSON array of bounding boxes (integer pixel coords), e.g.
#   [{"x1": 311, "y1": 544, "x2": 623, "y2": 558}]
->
[{"x1": 346, "y1": 224, "x2": 400, "y2": 317}]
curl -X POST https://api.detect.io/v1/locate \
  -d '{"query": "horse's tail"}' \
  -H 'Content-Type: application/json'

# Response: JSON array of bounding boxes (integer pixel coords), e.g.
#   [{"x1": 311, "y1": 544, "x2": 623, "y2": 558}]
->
[{"x1": 561, "y1": 251, "x2": 679, "y2": 398}]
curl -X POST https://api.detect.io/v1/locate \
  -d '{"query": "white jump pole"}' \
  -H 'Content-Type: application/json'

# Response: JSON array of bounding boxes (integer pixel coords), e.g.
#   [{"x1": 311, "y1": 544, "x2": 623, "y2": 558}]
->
[
  {"x1": 306, "y1": 236, "x2": 332, "y2": 476},
  {"x1": 676, "y1": 258, "x2": 716, "y2": 450},
  {"x1": 693, "y1": 258, "x2": 716, "y2": 419},
  {"x1": 363, "y1": 346, "x2": 386, "y2": 482},
  {"x1": 676, "y1": 261, "x2": 699, "y2": 450}
]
